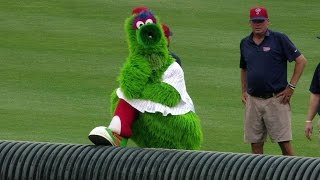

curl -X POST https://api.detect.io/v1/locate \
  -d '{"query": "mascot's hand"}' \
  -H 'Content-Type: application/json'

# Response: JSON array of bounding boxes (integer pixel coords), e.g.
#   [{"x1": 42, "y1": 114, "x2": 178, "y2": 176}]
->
[
  {"x1": 141, "y1": 83, "x2": 181, "y2": 107},
  {"x1": 119, "y1": 59, "x2": 152, "y2": 99}
]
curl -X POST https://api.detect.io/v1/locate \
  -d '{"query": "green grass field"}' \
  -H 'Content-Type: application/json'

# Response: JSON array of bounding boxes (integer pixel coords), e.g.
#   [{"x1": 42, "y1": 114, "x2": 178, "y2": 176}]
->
[{"x1": 1, "y1": 0, "x2": 320, "y2": 157}]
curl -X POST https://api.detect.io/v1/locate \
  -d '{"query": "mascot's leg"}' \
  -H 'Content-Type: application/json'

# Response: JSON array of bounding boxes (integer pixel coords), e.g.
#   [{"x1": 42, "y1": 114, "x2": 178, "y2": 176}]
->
[
  {"x1": 88, "y1": 99, "x2": 138, "y2": 147},
  {"x1": 109, "y1": 99, "x2": 138, "y2": 137}
]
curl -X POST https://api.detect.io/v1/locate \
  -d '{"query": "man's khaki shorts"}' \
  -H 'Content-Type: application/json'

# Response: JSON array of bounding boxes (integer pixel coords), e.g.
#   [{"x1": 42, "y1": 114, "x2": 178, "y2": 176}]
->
[{"x1": 244, "y1": 94, "x2": 292, "y2": 143}]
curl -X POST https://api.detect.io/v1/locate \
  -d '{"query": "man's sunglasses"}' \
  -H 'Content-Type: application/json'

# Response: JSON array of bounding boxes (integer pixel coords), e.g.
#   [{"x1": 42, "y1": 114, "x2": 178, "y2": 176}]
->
[{"x1": 250, "y1": 19, "x2": 265, "y2": 24}]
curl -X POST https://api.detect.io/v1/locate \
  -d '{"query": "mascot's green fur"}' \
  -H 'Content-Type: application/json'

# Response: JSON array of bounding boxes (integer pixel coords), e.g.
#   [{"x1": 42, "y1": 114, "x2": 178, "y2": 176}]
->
[{"x1": 108, "y1": 11, "x2": 203, "y2": 150}]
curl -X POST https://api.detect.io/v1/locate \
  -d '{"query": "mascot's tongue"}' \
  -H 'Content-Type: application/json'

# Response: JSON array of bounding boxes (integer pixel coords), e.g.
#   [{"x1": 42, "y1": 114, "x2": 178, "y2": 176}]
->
[{"x1": 148, "y1": 32, "x2": 154, "y2": 39}]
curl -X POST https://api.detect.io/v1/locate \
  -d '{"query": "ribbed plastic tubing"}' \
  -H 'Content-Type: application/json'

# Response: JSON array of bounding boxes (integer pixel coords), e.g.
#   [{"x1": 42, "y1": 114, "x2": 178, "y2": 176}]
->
[{"x1": 1, "y1": 140, "x2": 319, "y2": 180}]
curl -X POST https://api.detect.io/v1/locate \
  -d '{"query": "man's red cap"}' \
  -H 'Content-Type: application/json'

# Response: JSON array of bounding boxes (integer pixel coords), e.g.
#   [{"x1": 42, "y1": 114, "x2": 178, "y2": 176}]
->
[
  {"x1": 132, "y1": 6, "x2": 150, "y2": 15},
  {"x1": 250, "y1": 6, "x2": 268, "y2": 20},
  {"x1": 162, "y1": 24, "x2": 173, "y2": 38}
]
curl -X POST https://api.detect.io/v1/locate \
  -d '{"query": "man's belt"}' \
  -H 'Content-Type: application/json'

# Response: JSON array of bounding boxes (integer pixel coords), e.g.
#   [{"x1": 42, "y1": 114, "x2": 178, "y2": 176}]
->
[
  {"x1": 250, "y1": 88, "x2": 285, "y2": 99},
  {"x1": 251, "y1": 93, "x2": 277, "y2": 99}
]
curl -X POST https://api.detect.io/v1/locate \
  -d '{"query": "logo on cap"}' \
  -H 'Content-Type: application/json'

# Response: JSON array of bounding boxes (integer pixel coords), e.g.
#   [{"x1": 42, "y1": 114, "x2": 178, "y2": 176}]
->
[
  {"x1": 250, "y1": 6, "x2": 268, "y2": 20},
  {"x1": 255, "y1": 8, "x2": 261, "y2": 15}
]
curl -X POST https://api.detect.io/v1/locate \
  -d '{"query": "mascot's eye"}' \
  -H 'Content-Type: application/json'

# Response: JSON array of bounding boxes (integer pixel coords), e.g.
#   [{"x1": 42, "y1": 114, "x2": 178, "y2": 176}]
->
[
  {"x1": 145, "y1": 19, "x2": 154, "y2": 24},
  {"x1": 135, "y1": 21, "x2": 145, "y2": 29}
]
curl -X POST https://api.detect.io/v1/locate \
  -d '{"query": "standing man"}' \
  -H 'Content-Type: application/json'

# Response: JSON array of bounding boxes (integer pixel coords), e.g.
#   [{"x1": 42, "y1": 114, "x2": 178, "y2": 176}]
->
[
  {"x1": 162, "y1": 23, "x2": 182, "y2": 67},
  {"x1": 305, "y1": 63, "x2": 320, "y2": 141},
  {"x1": 240, "y1": 6, "x2": 307, "y2": 155}
]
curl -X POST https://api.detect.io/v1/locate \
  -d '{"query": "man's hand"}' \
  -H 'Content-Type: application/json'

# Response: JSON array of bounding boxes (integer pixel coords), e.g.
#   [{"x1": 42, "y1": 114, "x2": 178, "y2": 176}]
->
[
  {"x1": 277, "y1": 86, "x2": 294, "y2": 104},
  {"x1": 242, "y1": 92, "x2": 248, "y2": 105},
  {"x1": 305, "y1": 121, "x2": 313, "y2": 141}
]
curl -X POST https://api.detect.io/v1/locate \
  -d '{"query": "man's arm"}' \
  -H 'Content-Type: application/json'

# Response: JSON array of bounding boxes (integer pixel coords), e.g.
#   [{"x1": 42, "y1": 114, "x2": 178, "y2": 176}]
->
[
  {"x1": 241, "y1": 68, "x2": 247, "y2": 105},
  {"x1": 278, "y1": 54, "x2": 307, "y2": 104},
  {"x1": 290, "y1": 54, "x2": 307, "y2": 86},
  {"x1": 305, "y1": 93, "x2": 320, "y2": 140},
  {"x1": 306, "y1": 93, "x2": 320, "y2": 122}
]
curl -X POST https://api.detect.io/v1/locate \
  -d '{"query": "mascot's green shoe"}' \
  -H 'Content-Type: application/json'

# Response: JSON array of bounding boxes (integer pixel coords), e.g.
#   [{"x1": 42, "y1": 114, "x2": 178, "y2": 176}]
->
[{"x1": 88, "y1": 126, "x2": 128, "y2": 147}]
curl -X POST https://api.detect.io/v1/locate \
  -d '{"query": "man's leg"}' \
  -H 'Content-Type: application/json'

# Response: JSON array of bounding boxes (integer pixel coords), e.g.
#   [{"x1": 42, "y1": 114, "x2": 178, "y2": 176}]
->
[
  {"x1": 251, "y1": 142, "x2": 264, "y2": 154},
  {"x1": 264, "y1": 96, "x2": 294, "y2": 155},
  {"x1": 278, "y1": 141, "x2": 294, "y2": 156},
  {"x1": 245, "y1": 95, "x2": 266, "y2": 154}
]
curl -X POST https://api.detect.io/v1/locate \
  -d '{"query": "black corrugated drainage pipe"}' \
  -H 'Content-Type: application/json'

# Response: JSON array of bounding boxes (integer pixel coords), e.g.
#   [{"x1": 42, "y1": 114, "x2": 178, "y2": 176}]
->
[{"x1": 0, "y1": 140, "x2": 319, "y2": 180}]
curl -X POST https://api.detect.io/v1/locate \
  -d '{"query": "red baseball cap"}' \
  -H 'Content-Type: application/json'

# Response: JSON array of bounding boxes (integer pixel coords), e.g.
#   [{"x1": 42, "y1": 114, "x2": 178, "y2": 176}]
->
[
  {"x1": 162, "y1": 24, "x2": 173, "y2": 38},
  {"x1": 132, "y1": 6, "x2": 150, "y2": 15},
  {"x1": 250, "y1": 6, "x2": 268, "y2": 20}
]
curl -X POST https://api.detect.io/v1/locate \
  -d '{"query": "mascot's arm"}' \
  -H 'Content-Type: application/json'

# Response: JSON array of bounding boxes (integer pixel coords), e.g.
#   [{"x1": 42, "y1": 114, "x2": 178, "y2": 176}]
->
[
  {"x1": 119, "y1": 57, "x2": 152, "y2": 99},
  {"x1": 141, "y1": 82, "x2": 180, "y2": 107}
]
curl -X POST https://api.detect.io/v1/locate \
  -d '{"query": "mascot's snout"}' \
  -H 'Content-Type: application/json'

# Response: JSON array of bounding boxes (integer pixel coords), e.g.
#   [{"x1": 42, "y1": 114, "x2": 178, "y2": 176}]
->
[
  {"x1": 138, "y1": 24, "x2": 162, "y2": 46},
  {"x1": 131, "y1": 10, "x2": 164, "y2": 48}
]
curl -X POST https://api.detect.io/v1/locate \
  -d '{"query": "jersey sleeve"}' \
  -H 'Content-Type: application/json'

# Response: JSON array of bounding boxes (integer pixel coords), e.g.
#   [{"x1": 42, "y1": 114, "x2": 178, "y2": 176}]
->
[
  {"x1": 239, "y1": 39, "x2": 247, "y2": 69},
  {"x1": 309, "y1": 63, "x2": 320, "y2": 94},
  {"x1": 278, "y1": 32, "x2": 301, "y2": 62}
]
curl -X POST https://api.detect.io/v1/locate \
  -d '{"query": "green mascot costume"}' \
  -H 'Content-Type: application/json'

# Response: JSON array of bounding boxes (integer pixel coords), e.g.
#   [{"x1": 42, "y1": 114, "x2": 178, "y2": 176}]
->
[{"x1": 89, "y1": 6, "x2": 202, "y2": 150}]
